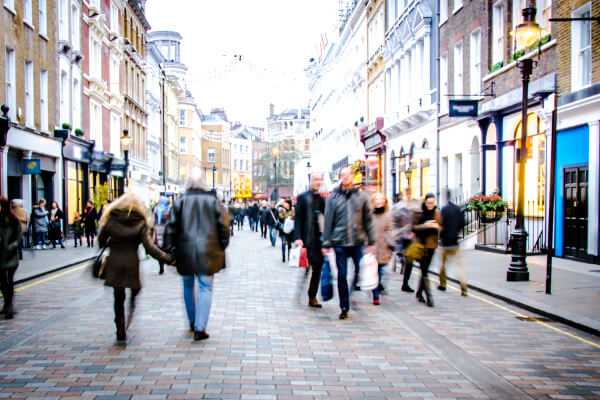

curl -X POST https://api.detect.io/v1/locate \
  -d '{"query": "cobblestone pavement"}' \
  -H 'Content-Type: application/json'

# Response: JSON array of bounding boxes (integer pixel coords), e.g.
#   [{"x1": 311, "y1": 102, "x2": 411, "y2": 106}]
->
[{"x1": 0, "y1": 228, "x2": 598, "y2": 399}]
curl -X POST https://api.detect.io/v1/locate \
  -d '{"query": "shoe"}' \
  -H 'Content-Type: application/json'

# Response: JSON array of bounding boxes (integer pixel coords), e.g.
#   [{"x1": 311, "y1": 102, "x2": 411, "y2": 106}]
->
[
  {"x1": 461, "y1": 289, "x2": 468, "y2": 297},
  {"x1": 52, "y1": 245, "x2": 56, "y2": 249},
  {"x1": 4, "y1": 306, "x2": 14, "y2": 319},
  {"x1": 437, "y1": 285, "x2": 446, "y2": 291},
  {"x1": 189, "y1": 323, "x2": 195, "y2": 332},
  {"x1": 339, "y1": 310, "x2": 348, "y2": 320},
  {"x1": 426, "y1": 298, "x2": 434, "y2": 307},
  {"x1": 354, "y1": 286, "x2": 361, "y2": 291},
  {"x1": 61, "y1": 245, "x2": 65, "y2": 249},
  {"x1": 401, "y1": 285, "x2": 414, "y2": 293},
  {"x1": 373, "y1": 298, "x2": 380, "y2": 305},
  {"x1": 159, "y1": 267, "x2": 164, "y2": 275},
  {"x1": 194, "y1": 331, "x2": 209, "y2": 341},
  {"x1": 74, "y1": 243, "x2": 77, "y2": 248},
  {"x1": 116, "y1": 318, "x2": 126, "y2": 341},
  {"x1": 308, "y1": 298, "x2": 322, "y2": 308},
  {"x1": 416, "y1": 294, "x2": 426, "y2": 303},
  {"x1": 42, "y1": 245, "x2": 47, "y2": 249}
]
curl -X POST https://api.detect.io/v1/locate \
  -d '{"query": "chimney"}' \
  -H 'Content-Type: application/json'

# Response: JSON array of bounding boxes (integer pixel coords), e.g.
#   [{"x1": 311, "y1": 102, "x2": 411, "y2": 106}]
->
[{"x1": 269, "y1": 103, "x2": 274, "y2": 117}]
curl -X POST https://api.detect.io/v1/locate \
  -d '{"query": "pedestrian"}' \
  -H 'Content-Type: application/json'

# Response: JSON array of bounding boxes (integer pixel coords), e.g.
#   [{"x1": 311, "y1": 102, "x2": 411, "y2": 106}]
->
[
  {"x1": 0, "y1": 196, "x2": 23, "y2": 319},
  {"x1": 164, "y1": 170, "x2": 230, "y2": 341},
  {"x1": 277, "y1": 199, "x2": 294, "y2": 262},
  {"x1": 322, "y1": 166, "x2": 374, "y2": 320},
  {"x1": 250, "y1": 201, "x2": 259, "y2": 232},
  {"x1": 227, "y1": 200, "x2": 236, "y2": 236},
  {"x1": 153, "y1": 196, "x2": 170, "y2": 275},
  {"x1": 235, "y1": 204, "x2": 244, "y2": 230},
  {"x1": 82, "y1": 201, "x2": 98, "y2": 247},
  {"x1": 31, "y1": 198, "x2": 48, "y2": 249},
  {"x1": 293, "y1": 172, "x2": 325, "y2": 308},
  {"x1": 370, "y1": 192, "x2": 394, "y2": 305},
  {"x1": 258, "y1": 201, "x2": 268, "y2": 238},
  {"x1": 71, "y1": 212, "x2": 84, "y2": 247},
  {"x1": 48, "y1": 201, "x2": 65, "y2": 249},
  {"x1": 413, "y1": 193, "x2": 441, "y2": 307},
  {"x1": 391, "y1": 193, "x2": 416, "y2": 292},
  {"x1": 438, "y1": 193, "x2": 467, "y2": 296},
  {"x1": 266, "y1": 202, "x2": 278, "y2": 246},
  {"x1": 98, "y1": 192, "x2": 173, "y2": 341},
  {"x1": 11, "y1": 199, "x2": 27, "y2": 258}
]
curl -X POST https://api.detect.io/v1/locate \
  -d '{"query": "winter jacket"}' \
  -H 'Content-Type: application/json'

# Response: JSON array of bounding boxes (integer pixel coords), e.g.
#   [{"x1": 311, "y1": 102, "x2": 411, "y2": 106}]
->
[
  {"x1": 13, "y1": 207, "x2": 28, "y2": 234},
  {"x1": 82, "y1": 206, "x2": 98, "y2": 234},
  {"x1": 98, "y1": 208, "x2": 171, "y2": 289},
  {"x1": 258, "y1": 207, "x2": 268, "y2": 224},
  {"x1": 293, "y1": 191, "x2": 325, "y2": 249},
  {"x1": 322, "y1": 186, "x2": 374, "y2": 249},
  {"x1": 412, "y1": 203, "x2": 441, "y2": 249},
  {"x1": 48, "y1": 208, "x2": 64, "y2": 240},
  {"x1": 440, "y1": 202, "x2": 464, "y2": 247},
  {"x1": 372, "y1": 209, "x2": 394, "y2": 265},
  {"x1": 250, "y1": 204, "x2": 259, "y2": 220},
  {"x1": 71, "y1": 216, "x2": 84, "y2": 234},
  {"x1": 152, "y1": 207, "x2": 170, "y2": 248},
  {"x1": 0, "y1": 220, "x2": 22, "y2": 270},
  {"x1": 31, "y1": 206, "x2": 48, "y2": 233},
  {"x1": 164, "y1": 189, "x2": 230, "y2": 276},
  {"x1": 264, "y1": 207, "x2": 277, "y2": 226}
]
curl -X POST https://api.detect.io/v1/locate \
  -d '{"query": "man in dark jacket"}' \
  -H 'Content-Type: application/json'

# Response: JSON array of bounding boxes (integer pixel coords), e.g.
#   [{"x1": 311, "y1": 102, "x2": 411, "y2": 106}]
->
[
  {"x1": 294, "y1": 173, "x2": 325, "y2": 308},
  {"x1": 258, "y1": 201, "x2": 268, "y2": 238},
  {"x1": 438, "y1": 197, "x2": 467, "y2": 296},
  {"x1": 164, "y1": 170, "x2": 230, "y2": 341},
  {"x1": 322, "y1": 166, "x2": 374, "y2": 320},
  {"x1": 265, "y1": 202, "x2": 278, "y2": 246},
  {"x1": 250, "y1": 202, "x2": 260, "y2": 232}
]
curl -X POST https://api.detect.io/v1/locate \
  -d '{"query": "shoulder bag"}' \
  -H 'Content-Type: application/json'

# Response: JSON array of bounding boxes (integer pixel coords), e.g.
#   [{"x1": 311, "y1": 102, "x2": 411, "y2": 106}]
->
[{"x1": 92, "y1": 238, "x2": 111, "y2": 279}]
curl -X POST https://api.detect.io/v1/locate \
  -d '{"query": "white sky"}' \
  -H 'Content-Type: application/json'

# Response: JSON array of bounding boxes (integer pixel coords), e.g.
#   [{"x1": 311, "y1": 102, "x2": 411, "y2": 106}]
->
[{"x1": 145, "y1": 0, "x2": 339, "y2": 127}]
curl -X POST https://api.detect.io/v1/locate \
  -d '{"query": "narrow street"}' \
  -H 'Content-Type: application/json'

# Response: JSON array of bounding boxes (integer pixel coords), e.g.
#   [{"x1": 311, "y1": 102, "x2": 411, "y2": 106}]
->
[{"x1": 0, "y1": 228, "x2": 598, "y2": 400}]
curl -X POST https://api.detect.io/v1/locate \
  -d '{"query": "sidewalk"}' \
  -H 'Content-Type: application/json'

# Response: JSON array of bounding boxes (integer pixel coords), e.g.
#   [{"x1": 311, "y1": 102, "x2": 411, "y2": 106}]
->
[
  {"x1": 428, "y1": 247, "x2": 600, "y2": 336},
  {"x1": 15, "y1": 243, "x2": 96, "y2": 284}
]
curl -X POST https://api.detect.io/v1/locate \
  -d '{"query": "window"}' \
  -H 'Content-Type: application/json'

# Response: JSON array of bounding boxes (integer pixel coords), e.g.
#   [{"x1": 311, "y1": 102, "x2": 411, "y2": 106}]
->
[
  {"x1": 245, "y1": 145, "x2": 249, "y2": 153},
  {"x1": 5, "y1": 48, "x2": 16, "y2": 120},
  {"x1": 572, "y1": 3, "x2": 592, "y2": 90},
  {"x1": 90, "y1": 101, "x2": 102, "y2": 149},
  {"x1": 453, "y1": 0, "x2": 462, "y2": 13},
  {"x1": 234, "y1": 159, "x2": 237, "y2": 170},
  {"x1": 179, "y1": 109, "x2": 186, "y2": 125},
  {"x1": 305, "y1": 138, "x2": 310, "y2": 151},
  {"x1": 245, "y1": 160, "x2": 249, "y2": 171},
  {"x1": 3, "y1": 0, "x2": 14, "y2": 10},
  {"x1": 470, "y1": 29, "x2": 481, "y2": 95},
  {"x1": 71, "y1": 4, "x2": 80, "y2": 51},
  {"x1": 89, "y1": 36, "x2": 101, "y2": 78},
  {"x1": 110, "y1": 113, "x2": 120, "y2": 154},
  {"x1": 40, "y1": 69, "x2": 48, "y2": 131},
  {"x1": 110, "y1": 56, "x2": 119, "y2": 95},
  {"x1": 492, "y1": 2, "x2": 504, "y2": 65},
  {"x1": 38, "y1": 0, "x2": 46, "y2": 36},
  {"x1": 23, "y1": 0, "x2": 32, "y2": 24},
  {"x1": 60, "y1": 70, "x2": 69, "y2": 125},
  {"x1": 541, "y1": 0, "x2": 552, "y2": 33},
  {"x1": 24, "y1": 60, "x2": 34, "y2": 127},
  {"x1": 110, "y1": 1, "x2": 119, "y2": 33},
  {"x1": 440, "y1": 52, "x2": 448, "y2": 113},
  {"x1": 440, "y1": 0, "x2": 448, "y2": 23},
  {"x1": 59, "y1": 0, "x2": 67, "y2": 40},
  {"x1": 179, "y1": 136, "x2": 187, "y2": 154},
  {"x1": 208, "y1": 148, "x2": 215, "y2": 163},
  {"x1": 179, "y1": 163, "x2": 188, "y2": 181}
]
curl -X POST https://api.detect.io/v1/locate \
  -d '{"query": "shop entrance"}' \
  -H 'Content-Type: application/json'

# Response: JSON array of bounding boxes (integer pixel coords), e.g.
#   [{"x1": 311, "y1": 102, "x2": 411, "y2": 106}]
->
[{"x1": 563, "y1": 166, "x2": 589, "y2": 260}]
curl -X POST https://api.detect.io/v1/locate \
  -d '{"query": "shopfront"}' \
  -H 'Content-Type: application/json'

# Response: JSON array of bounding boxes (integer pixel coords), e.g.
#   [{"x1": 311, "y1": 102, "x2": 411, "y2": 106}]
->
[
  {"x1": 360, "y1": 117, "x2": 386, "y2": 193},
  {"x1": 63, "y1": 136, "x2": 93, "y2": 227}
]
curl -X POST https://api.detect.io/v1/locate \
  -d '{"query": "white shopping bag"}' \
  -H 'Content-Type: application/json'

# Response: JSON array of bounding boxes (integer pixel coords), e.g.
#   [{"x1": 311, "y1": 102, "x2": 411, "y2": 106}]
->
[
  {"x1": 359, "y1": 253, "x2": 379, "y2": 290},
  {"x1": 288, "y1": 246, "x2": 301, "y2": 267},
  {"x1": 326, "y1": 249, "x2": 337, "y2": 279}
]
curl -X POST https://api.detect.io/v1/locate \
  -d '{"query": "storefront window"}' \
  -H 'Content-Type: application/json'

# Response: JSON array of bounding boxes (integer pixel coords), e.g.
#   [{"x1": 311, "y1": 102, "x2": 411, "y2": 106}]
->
[
  {"x1": 421, "y1": 160, "x2": 431, "y2": 197},
  {"x1": 67, "y1": 161, "x2": 86, "y2": 224},
  {"x1": 513, "y1": 113, "x2": 546, "y2": 217}
]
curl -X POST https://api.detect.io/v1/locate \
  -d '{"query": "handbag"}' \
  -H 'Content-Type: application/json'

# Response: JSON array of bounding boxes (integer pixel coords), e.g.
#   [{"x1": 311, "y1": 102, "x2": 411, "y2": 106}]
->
[
  {"x1": 359, "y1": 253, "x2": 379, "y2": 290},
  {"x1": 283, "y1": 217, "x2": 294, "y2": 234},
  {"x1": 288, "y1": 246, "x2": 301, "y2": 267},
  {"x1": 92, "y1": 238, "x2": 110, "y2": 279},
  {"x1": 320, "y1": 258, "x2": 333, "y2": 302},
  {"x1": 269, "y1": 209, "x2": 283, "y2": 232}
]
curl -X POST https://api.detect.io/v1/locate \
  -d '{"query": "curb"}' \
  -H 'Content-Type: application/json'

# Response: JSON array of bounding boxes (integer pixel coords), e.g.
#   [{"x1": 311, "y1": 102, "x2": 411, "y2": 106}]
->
[
  {"x1": 429, "y1": 270, "x2": 600, "y2": 337},
  {"x1": 15, "y1": 257, "x2": 96, "y2": 285}
]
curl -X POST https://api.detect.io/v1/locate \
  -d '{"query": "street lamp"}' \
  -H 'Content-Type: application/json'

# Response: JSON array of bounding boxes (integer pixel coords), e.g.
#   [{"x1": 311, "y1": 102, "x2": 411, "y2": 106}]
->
[
  {"x1": 306, "y1": 161, "x2": 312, "y2": 192},
  {"x1": 272, "y1": 146, "x2": 279, "y2": 200},
  {"x1": 212, "y1": 164, "x2": 217, "y2": 193},
  {"x1": 121, "y1": 129, "x2": 131, "y2": 192},
  {"x1": 507, "y1": 3, "x2": 543, "y2": 282}
]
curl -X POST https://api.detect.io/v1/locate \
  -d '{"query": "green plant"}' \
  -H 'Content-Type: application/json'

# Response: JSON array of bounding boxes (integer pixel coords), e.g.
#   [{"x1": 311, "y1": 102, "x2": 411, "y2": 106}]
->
[
  {"x1": 511, "y1": 49, "x2": 526, "y2": 62},
  {"x1": 490, "y1": 61, "x2": 504, "y2": 73},
  {"x1": 91, "y1": 183, "x2": 109, "y2": 211},
  {"x1": 464, "y1": 190, "x2": 508, "y2": 213},
  {"x1": 74, "y1": 128, "x2": 84, "y2": 136},
  {"x1": 61, "y1": 122, "x2": 71, "y2": 130},
  {"x1": 541, "y1": 33, "x2": 551, "y2": 45}
]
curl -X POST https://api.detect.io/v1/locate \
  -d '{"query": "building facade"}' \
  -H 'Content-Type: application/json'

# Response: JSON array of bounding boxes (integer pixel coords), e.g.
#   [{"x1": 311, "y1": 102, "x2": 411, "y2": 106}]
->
[
  {"x1": 201, "y1": 109, "x2": 231, "y2": 200},
  {"x1": 144, "y1": 40, "x2": 163, "y2": 203},
  {"x1": 177, "y1": 93, "x2": 202, "y2": 183},
  {"x1": 1, "y1": 0, "x2": 62, "y2": 213},
  {"x1": 230, "y1": 129, "x2": 252, "y2": 200}
]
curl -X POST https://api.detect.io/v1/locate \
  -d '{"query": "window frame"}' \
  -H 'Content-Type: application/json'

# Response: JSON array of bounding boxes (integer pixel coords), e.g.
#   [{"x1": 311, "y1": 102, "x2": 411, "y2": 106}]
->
[
  {"x1": 453, "y1": 0, "x2": 463, "y2": 14},
  {"x1": 439, "y1": 0, "x2": 448, "y2": 25},
  {"x1": 71, "y1": 2, "x2": 80, "y2": 51},
  {"x1": 470, "y1": 28, "x2": 481, "y2": 96},
  {"x1": 179, "y1": 136, "x2": 187, "y2": 154},
  {"x1": 39, "y1": 68, "x2": 48, "y2": 132},
  {"x1": 492, "y1": 2, "x2": 504, "y2": 65},
  {"x1": 571, "y1": 2, "x2": 592, "y2": 91},
  {"x1": 179, "y1": 109, "x2": 186, "y2": 126},
  {"x1": 38, "y1": 0, "x2": 47, "y2": 37},
  {"x1": 23, "y1": 0, "x2": 33, "y2": 25},
  {"x1": 5, "y1": 47, "x2": 16, "y2": 120},
  {"x1": 24, "y1": 60, "x2": 34, "y2": 128},
  {"x1": 440, "y1": 52, "x2": 448, "y2": 113},
  {"x1": 207, "y1": 148, "x2": 215, "y2": 163}
]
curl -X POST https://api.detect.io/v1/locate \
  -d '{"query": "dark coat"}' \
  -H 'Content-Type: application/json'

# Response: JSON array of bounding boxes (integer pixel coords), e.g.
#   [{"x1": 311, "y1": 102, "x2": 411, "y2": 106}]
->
[
  {"x1": 250, "y1": 204, "x2": 259, "y2": 220},
  {"x1": 164, "y1": 189, "x2": 230, "y2": 276},
  {"x1": 0, "y1": 220, "x2": 22, "y2": 270},
  {"x1": 82, "y1": 206, "x2": 98, "y2": 235},
  {"x1": 98, "y1": 209, "x2": 171, "y2": 289},
  {"x1": 322, "y1": 186, "x2": 374, "y2": 249},
  {"x1": 293, "y1": 191, "x2": 324, "y2": 249},
  {"x1": 152, "y1": 207, "x2": 170, "y2": 248},
  {"x1": 440, "y1": 202, "x2": 464, "y2": 247},
  {"x1": 31, "y1": 206, "x2": 48, "y2": 233},
  {"x1": 258, "y1": 207, "x2": 268, "y2": 224},
  {"x1": 48, "y1": 208, "x2": 64, "y2": 240},
  {"x1": 264, "y1": 207, "x2": 277, "y2": 226},
  {"x1": 413, "y1": 204, "x2": 441, "y2": 249}
]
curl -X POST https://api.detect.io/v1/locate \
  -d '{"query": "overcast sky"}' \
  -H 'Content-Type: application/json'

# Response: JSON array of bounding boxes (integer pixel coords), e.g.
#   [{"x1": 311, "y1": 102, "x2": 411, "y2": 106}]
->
[{"x1": 145, "y1": 0, "x2": 339, "y2": 127}]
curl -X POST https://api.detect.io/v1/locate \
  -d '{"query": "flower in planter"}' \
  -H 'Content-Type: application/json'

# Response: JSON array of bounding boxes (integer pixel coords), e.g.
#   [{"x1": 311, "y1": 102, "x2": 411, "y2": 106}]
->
[
  {"x1": 464, "y1": 191, "x2": 508, "y2": 213},
  {"x1": 74, "y1": 128, "x2": 84, "y2": 136},
  {"x1": 61, "y1": 123, "x2": 71, "y2": 130}
]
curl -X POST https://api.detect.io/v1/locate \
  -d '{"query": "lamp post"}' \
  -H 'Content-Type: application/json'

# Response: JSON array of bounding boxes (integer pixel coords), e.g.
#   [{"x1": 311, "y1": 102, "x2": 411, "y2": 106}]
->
[
  {"x1": 272, "y1": 146, "x2": 279, "y2": 200},
  {"x1": 212, "y1": 164, "x2": 217, "y2": 193},
  {"x1": 507, "y1": 3, "x2": 543, "y2": 281},
  {"x1": 306, "y1": 161, "x2": 312, "y2": 192},
  {"x1": 120, "y1": 129, "x2": 131, "y2": 193}
]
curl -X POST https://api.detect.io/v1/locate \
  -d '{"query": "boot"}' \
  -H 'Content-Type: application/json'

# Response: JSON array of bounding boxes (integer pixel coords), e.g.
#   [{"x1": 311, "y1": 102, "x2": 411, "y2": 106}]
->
[
  {"x1": 115, "y1": 318, "x2": 126, "y2": 341},
  {"x1": 308, "y1": 298, "x2": 322, "y2": 308}
]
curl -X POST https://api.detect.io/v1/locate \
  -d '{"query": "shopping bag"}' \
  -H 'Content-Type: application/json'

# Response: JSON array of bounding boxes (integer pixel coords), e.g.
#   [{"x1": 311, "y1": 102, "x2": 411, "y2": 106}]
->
[
  {"x1": 283, "y1": 217, "x2": 294, "y2": 234},
  {"x1": 288, "y1": 246, "x2": 301, "y2": 267},
  {"x1": 299, "y1": 247, "x2": 308, "y2": 268},
  {"x1": 359, "y1": 253, "x2": 379, "y2": 290},
  {"x1": 320, "y1": 257, "x2": 334, "y2": 301}
]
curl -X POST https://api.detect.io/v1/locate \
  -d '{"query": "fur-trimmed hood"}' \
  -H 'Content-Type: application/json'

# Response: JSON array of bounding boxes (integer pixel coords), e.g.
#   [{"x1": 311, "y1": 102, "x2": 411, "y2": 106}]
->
[{"x1": 98, "y1": 193, "x2": 152, "y2": 229}]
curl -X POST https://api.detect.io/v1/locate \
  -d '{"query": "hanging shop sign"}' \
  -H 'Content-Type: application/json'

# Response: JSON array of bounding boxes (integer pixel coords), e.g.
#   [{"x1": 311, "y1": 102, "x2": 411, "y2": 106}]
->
[
  {"x1": 360, "y1": 117, "x2": 386, "y2": 151},
  {"x1": 449, "y1": 99, "x2": 478, "y2": 117},
  {"x1": 22, "y1": 158, "x2": 41, "y2": 175}
]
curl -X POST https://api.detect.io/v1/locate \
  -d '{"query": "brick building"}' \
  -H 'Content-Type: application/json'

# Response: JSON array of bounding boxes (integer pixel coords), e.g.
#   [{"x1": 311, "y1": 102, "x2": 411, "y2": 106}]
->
[{"x1": 201, "y1": 109, "x2": 231, "y2": 200}]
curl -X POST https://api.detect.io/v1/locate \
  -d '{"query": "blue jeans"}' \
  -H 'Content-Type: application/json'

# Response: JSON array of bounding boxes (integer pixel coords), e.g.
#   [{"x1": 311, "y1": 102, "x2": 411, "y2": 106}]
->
[
  {"x1": 372, "y1": 264, "x2": 386, "y2": 298},
  {"x1": 333, "y1": 246, "x2": 363, "y2": 311},
  {"x1": 35, "y1": 232, "x2": 46, "y2": 247},
  {"x1": 249, "y1": 217, "x2": 254, "y2": 230},
  {"x1": 269, "y1": 226, "x2": 277, "y2": 246},
  {"x1": 182, "y1": 274, "x2": 214, "y2": 332}
]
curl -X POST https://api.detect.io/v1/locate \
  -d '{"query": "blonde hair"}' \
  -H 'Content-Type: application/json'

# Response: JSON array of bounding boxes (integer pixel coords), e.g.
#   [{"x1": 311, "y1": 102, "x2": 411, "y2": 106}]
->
[
  {"x1": 371, "y1": 192, "x2": 388, "y2": 209},
  {"x1": 98, "y1": 192, "x2": 151, "y2": 228}
]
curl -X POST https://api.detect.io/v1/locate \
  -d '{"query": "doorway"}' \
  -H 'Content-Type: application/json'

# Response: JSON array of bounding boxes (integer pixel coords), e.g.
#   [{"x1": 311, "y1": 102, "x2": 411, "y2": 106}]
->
[{"x1": 563, "y1": 166, "x2": 588, "y2": 260}]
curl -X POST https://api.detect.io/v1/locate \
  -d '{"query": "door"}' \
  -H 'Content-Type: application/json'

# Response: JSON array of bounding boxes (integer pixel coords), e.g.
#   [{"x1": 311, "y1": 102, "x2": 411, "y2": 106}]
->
[{"x1": 563, "y1": 166, "x2": 588, "y2": 259}]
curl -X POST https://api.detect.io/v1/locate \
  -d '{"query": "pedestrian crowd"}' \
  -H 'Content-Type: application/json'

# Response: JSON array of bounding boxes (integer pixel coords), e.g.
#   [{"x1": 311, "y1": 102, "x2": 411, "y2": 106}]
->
[{"x1": 0, "y1": 165, "x2": 467, "y2": 343}]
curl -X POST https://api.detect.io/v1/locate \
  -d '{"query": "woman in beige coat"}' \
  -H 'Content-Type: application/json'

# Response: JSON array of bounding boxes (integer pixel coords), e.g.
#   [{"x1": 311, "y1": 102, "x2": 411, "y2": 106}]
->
[{"x1": 370, "y1": 193, "x2": 394, "y2": 305}]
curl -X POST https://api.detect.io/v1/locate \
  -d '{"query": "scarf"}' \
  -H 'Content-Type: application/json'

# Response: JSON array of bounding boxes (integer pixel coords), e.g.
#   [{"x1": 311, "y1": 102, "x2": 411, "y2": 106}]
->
[
  {"x1": 374, "y1": 206, "x2": 386, "y2": 215},
  {"x1": 155, "y1": 197, "x2": 168, "y2": 225}
]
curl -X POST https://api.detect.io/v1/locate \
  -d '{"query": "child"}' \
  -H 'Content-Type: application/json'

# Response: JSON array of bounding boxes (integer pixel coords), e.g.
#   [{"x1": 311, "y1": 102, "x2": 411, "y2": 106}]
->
[{"x1": 71, "y1": 212, "x2": 83, "y2": 247}]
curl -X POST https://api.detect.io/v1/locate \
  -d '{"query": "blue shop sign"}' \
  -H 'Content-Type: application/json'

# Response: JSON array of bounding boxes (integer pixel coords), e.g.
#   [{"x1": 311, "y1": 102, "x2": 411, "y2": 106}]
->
[
  {"x1": 22, "y1": 159, "x2": 41, "y2": 175},
  {"x1": 449, "y1": 99, "x2": 478, "y2": 117}
]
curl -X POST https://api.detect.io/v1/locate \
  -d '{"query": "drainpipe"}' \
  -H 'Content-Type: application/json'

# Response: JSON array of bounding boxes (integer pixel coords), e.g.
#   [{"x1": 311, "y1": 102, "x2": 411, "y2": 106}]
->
[{"x1": 435, "y1": 0, "x2": 441, "y2": 201}]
